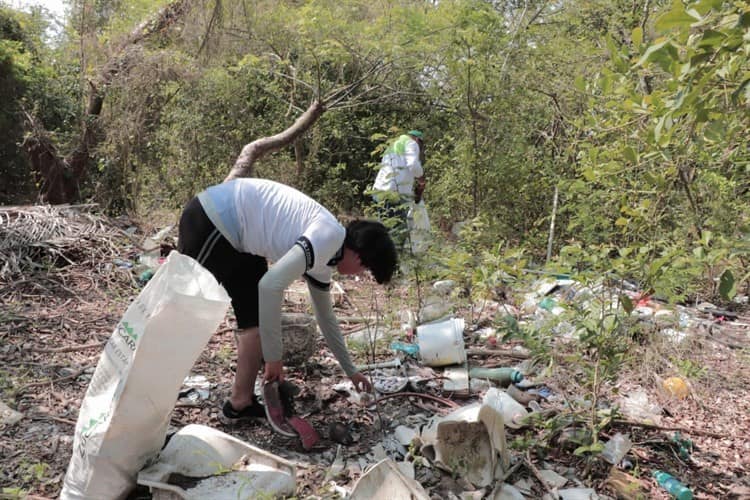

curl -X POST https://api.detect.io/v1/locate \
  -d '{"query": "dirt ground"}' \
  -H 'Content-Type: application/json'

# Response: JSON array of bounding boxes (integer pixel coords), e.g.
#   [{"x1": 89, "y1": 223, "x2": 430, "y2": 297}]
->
[{"x1": 1, "y1": 208, "x2": 749, "y2": 499}]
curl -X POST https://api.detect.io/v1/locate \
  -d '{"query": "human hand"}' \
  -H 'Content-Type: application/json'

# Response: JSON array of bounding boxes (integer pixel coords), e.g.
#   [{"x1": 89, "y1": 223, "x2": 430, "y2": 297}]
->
[
  {"x1": 264, "y1": 360, "x2": 284, "y2": 382},
  {"x1": 350, "y1": 372, "x2": 372, "y2": 393}
]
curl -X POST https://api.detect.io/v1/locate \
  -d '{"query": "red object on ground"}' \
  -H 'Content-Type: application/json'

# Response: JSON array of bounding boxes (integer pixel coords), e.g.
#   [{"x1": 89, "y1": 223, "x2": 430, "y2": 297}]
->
[{"x1": 287, "y1": 416, "x2": 320, "y2": 450}]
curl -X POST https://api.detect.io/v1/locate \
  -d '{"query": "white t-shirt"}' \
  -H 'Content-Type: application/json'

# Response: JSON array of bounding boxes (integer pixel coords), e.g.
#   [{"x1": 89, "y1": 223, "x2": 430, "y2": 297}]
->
[{"x1": 198, "y1": 178, "x2": 345, "y2": 286}]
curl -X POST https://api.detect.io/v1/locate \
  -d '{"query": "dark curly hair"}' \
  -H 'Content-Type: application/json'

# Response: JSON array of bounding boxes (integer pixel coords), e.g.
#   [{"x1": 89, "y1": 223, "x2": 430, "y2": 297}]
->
[{"x1": 344, "y1": 220, "x2": 398, "y2": 284}]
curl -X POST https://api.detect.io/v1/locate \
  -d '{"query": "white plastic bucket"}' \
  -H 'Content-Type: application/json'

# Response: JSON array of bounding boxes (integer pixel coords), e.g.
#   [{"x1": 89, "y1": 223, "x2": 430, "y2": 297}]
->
[{"x1": 417, "y1": 318, "x2": 466, "y2": 367}]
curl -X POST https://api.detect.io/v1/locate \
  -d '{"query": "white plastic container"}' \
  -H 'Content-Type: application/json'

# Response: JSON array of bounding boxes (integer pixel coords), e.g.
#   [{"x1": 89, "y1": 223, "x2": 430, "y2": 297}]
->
[
  {"x1": 137, "y1": 424, "x2": 295, "y2": 499},
  {"x1": 417, "y1": 318, "x2": 466, "y2": 366}
]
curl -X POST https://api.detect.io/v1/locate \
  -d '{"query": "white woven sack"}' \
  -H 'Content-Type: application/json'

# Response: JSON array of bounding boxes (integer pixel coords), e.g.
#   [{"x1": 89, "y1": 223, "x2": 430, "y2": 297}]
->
[{"x1": 60, "y1": 251, "x2": 230, "y2": 500}]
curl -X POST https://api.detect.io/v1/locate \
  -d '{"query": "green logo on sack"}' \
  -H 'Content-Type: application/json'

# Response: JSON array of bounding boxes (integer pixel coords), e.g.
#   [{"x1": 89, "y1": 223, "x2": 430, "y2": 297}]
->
[
  {"x1": 77, "y1": 410, "x2": 109, "y2": 458},
  {"x1": 117, "y1": 321, "x2": 139, "y2": 351}
]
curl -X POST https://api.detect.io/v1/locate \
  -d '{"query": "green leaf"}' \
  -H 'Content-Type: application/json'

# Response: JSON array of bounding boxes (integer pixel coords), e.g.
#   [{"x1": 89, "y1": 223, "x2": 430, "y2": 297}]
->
[
  {"x1": 692, "y1": 0, "x2": 724, "y2": 16},
  {"x1": 719, "y1": 269, "x2": 736, "y2": 300},
  {"x1": 574, "y1": 442, "x2": 605, "y2": 456},
  {"x1": 702, "y1": 120, "x2": 726, "y2": 143},
  {"x1": 656, "y1": 2, "x2": 700, "y2": 32},
  {"x1": 623, "y1": 146, "x2": 637, "y2": 163},
  {"x1": 697, "y1": 29, "x2": 726, "y2": 49},
  {"x1": 731, "y1": 78, "x2": 750, "y2": 106},
  {"x1": 631, "y1": 27, "x2": 643, "y2": 48},
  {"x1": 636, "y1": 40, "x2": 679, "y2": 72},
  {"x1": 574, "y1": 75, "x2": 586, "y2": 92}
]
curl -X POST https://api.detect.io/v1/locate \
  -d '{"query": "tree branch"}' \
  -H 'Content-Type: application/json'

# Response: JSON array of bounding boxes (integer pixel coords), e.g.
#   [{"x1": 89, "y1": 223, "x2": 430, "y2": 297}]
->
[{"x1": 224, "y1": 100, "x2": 326, "y2": 181}]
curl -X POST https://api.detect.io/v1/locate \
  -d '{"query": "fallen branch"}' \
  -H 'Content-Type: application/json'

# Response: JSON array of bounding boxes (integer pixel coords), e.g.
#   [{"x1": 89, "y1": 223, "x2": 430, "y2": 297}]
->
[
  {"x1": 30, "y1": 413, "x2": 76, "y2": 426},
  {"x1": 614, "y1": 419, "x2": 726, "y2": 439},
  {"x1": 17, "y1": 363, "x2": 95, "y2": 393},
  {"x1": 30, "y1": 341, "x2": 106, "y2": 353},
  {"x1": 524, "y1": 449, "x2": 553, "y2": 496},
  {"x1": 466, "y1": 348, "x2": 530, "y2": 359},
  {"x1": 499, "y1": 460, "x2": 524, "y2": 483}
]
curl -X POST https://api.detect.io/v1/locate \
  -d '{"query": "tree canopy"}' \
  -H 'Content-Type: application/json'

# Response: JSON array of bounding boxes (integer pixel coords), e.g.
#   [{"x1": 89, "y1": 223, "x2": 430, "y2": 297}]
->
[{"x1": 1, "y1": 0, "x2": 748, "y2": 300}]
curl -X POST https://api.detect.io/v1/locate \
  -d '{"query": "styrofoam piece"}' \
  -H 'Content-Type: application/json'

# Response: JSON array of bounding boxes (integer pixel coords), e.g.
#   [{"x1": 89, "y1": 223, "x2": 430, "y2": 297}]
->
[
  {"x1": 137, "y1": 424, "x2": 295, "y2": 500},
  {"x1": 419, "y1": 390, "x2": 511, "y2": 488},
  {"x1": 557, "y1": 488, "x2": 600, "y2": 499},
  {"x1": 349, "y1": 458, "x2": 429, "y2": 500}
]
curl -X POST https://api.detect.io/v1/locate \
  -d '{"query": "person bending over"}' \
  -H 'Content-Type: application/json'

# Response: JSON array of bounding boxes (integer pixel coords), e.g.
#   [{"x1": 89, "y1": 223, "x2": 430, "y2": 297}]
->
[{"x1": 178, "y1": 178, "x2": 397, "y2": 433}]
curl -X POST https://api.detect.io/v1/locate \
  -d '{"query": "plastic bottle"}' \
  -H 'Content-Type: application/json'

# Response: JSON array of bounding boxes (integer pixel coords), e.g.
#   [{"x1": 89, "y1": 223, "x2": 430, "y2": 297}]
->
[
  {"x1": 390, "y1": 341, "x2": 419, "y2": 357},
  {"x1": 469, "y1": 367, "x2": 523, "y2": 387},
  {"x1": 652, "y1": 470, "x2": 693, "y2": 500}
]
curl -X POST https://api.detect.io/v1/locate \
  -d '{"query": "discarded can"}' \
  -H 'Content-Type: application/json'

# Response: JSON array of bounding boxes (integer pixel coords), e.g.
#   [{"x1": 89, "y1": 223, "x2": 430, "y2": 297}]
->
[{"x1": 653, "y1": 470, "x2": 693, "y2": 500}]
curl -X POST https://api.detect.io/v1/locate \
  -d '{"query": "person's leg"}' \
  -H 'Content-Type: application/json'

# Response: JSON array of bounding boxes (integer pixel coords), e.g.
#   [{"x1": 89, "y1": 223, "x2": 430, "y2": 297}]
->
[
  {"x1": 229, "y1": 327, "x2": 262, "y2": 410},
  {"x1": 178, "y1": 197, "x2": 268, "y2": 415},
  {"x1": 221, "y1": 251, "x2": 267, "y2": 412}
]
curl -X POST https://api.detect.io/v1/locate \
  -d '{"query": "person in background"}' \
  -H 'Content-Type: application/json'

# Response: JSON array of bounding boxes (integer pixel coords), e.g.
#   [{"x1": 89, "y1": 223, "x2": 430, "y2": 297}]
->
[
  {"x1": 372, "y1": 130, "x2": 426, "y2": 244},
  {"x1": 178, "y1": 178, "x2": 398, "y2": 435}
]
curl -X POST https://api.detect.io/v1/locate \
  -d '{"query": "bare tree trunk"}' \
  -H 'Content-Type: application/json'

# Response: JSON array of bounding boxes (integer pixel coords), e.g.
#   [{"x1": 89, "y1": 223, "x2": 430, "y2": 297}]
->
[
  {"x1": 22, "y1": 0, "x2": 189, "y2": 204},
  {"x1": 224, "y1": 100, "x2": 325, "y2": 181}
]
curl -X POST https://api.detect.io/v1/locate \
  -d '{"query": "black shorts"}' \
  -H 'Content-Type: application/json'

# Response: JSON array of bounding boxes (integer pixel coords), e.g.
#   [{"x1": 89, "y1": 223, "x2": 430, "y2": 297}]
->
[{"x1": 177, "y1": 196, "x2": 267, "y2": 329}]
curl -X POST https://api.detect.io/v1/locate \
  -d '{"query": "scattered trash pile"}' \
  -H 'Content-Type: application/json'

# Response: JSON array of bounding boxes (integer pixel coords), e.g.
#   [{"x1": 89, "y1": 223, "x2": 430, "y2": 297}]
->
[
  {"x1": 7, "y1": 206, "x2": 746, "y2": 498},
  {"x1": 80, "y1": 272, "x2": 744, "y2": 499},
  {"x1": 297, "y1": 275, "x2": 747, "y2": 499}
]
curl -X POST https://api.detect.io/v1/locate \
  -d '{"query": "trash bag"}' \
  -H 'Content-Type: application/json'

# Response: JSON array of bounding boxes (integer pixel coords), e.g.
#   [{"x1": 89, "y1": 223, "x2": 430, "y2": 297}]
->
[
  {"x1": 61, "y1": 251, "x2": 230, "y2": 500},
  {"x1": 407, "y1": 201, "x2": 431, "y2": 254}
]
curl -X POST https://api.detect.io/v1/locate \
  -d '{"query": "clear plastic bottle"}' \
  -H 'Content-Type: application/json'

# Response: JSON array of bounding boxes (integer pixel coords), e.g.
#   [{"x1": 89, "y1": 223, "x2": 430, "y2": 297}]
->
[{"x1": 652, "y1": 470, "x2": 693, "y2": 500}]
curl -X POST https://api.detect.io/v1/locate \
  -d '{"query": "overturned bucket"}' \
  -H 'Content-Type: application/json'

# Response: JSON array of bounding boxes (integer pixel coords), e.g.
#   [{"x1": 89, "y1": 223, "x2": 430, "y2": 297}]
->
[{"x1": 417, "y1": 318, "x2": 466, "y2": 367}]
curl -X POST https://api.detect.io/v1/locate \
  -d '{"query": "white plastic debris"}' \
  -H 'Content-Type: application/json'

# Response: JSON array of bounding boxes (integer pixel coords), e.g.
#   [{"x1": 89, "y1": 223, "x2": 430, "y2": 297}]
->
[
  {"x1": 618, "y1": 389, "x2": 662, "y2": 425},
  {"x1": 137, "y1": 424, "x2": 295, "y2": 499},
  {"x1": 349, "y1": 458, "x2": 430, "y2": 500},
  {"x1": 419, "y1": 389, "x2": 511, "y2": 487},
  {"x1": 394, "y1": 425, "x2": 419, "y2": 447},
  {"x1": 0, "y1": 401, "x2": 23, "y2": 426},
  {"x1": 492, "y1": 483, "x2": 526, "y2": 500},
  {"x1": 539, "y1": 468, "x2": 568, "y2": 488}
]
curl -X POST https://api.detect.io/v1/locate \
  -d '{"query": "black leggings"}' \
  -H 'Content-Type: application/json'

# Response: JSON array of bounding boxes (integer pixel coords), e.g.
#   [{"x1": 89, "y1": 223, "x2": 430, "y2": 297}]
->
[{"x1": 177, "y1": 197, "x2": 268, "y2": 329}]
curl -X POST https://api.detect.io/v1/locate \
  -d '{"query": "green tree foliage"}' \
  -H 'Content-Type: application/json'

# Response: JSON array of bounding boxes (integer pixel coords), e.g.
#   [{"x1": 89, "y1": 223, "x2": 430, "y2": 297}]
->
[
  {"x1": 0, "y1": 5, "x2": 77, "y2": 203},
  {"x1": 563, "y1": 0, "x2": 750, "y2": 301},
  {"x1": 3, "y1": 0, "x2": 747, "y2": 299}
]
